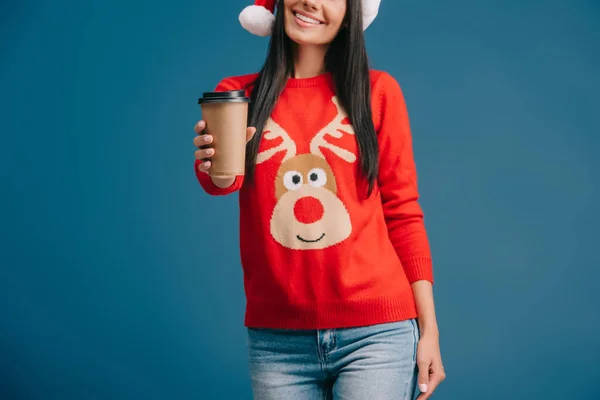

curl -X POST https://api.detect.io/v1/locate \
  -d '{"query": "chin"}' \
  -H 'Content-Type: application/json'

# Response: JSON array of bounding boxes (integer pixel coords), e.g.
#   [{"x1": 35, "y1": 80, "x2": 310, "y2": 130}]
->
[
  {"x1": 287, "y1": 33, "x2": 317, "y2": 45},
  {"x1": 285, "y1": 28, "x2": 330, "y2": 46}
]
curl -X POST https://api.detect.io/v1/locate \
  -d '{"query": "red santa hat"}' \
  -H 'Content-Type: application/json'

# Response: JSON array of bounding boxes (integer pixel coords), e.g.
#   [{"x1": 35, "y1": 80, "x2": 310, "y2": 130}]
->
[{"x1": 239, "y1": 0, "x2": 381, "y2": 37}]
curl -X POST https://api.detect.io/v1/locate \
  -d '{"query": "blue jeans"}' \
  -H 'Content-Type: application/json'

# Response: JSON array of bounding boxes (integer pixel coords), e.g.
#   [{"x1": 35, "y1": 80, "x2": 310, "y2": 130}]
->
[{"x1": 247, "y1": 319, "x2": 420, "y2": 400}]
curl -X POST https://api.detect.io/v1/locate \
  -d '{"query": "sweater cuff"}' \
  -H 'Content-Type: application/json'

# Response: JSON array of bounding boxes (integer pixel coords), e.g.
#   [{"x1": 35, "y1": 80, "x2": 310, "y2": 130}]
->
[
  {"x1": 195, "y1": 160, "x2": 243, "y2": 196},
  {"x1": 402, "y1": 256, "x2": 434, "y2": 284}
]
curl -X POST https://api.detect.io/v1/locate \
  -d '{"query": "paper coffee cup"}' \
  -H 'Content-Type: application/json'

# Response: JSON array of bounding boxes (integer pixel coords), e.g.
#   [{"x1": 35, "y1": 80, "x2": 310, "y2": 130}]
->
[{"x1": 198, "y1": 90, "x2": 250, "y2": 178}]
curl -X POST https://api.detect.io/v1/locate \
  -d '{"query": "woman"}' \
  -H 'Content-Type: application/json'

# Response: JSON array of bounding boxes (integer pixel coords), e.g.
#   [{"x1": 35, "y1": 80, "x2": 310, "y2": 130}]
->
[{"x1": 193, "y1": 0, "x2": 445, "y2": 398}]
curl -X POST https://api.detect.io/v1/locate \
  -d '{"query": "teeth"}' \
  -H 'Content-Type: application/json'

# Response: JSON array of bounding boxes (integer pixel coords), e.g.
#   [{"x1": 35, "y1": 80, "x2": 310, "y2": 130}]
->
[{"x1": 295, "y1": 12, "x2": 322, "y2": 25}]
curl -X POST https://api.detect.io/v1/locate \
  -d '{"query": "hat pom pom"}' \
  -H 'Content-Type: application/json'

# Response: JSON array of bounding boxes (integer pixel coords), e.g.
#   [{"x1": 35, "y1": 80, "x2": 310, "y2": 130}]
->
[
  {"x1": 362, "y1": 0, "x2": 381, "y2": 30},
  {"x1": 239, "y1": 5, "x2": 276, "y2": 36}
]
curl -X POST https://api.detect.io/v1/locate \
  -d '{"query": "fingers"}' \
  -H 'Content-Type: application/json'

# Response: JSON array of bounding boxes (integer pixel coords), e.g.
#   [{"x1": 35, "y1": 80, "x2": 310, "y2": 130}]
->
[
  {"x1": 193, "y1": 120, "x2": 212, "y2": 147},
  {"x1": 246, "y1": 126, "x2": 257, "y2": 143},
  {"x1": 197, "y1": 160, "x2": 211, "y2": 173},
  {"x1": 193, "y1": 123, "x2": 254, "y2": 174},
  {"x1": 416, "y1": 360, "x2": 430, "y2": 399},
  {"x1": 416, "y1": 362, "x2": 445, "y2": 399},
  {"x1": 418, "y1": 374, "x2": 443, "y2": 399},
  {"x1": 194, "y1": 148, "x2": 214, "y2": 160},
  {"x1": 194, "y1": 120, "x2": 213, "y2": 174},
  {"x1": 193, "y1": 134, "x2": 213, "y2": 148},
  {"x1": 194, "y1": 120, "x2": 206, "y2": 134},
  {"x1": 430, "y1": 363, "x2": 446, "y2": 391}
]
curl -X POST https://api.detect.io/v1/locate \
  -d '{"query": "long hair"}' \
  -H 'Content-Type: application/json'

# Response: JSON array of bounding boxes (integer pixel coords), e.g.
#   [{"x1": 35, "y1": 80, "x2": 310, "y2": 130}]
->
[{"x1": 245, "y1": 0, "x2": 379, "y2": 195}]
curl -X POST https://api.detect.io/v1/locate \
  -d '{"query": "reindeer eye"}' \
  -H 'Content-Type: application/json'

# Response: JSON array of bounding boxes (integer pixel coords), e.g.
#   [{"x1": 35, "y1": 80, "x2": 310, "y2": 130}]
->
[
  {"x1": 283, "y1": 170, "x2": 303, "y2": 191},
  {"x1": 307, "y1": 168, "x2": 327, "y2": 188}
]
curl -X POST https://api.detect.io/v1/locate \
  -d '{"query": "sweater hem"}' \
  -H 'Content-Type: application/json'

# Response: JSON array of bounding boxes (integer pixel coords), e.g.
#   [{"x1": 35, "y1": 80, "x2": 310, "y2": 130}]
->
[{"x1": 244, "y1": 295, "x2": 418, "y2": 330}]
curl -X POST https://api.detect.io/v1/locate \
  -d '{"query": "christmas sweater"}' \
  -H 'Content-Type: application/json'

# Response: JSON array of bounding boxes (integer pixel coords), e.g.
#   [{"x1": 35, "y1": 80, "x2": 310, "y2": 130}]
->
[{"x1": 195, "y1": 71, "x2": 434, "y2": 329}]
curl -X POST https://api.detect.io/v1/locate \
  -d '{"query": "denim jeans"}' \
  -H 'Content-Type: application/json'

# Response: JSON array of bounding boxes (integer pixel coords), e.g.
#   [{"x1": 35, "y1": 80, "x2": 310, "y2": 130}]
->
[{"x1": 247, "y1": 319, "x2": 420, "y2": 400}]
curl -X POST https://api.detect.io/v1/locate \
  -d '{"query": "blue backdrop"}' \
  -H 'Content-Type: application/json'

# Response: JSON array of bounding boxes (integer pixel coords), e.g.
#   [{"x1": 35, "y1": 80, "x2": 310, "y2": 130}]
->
[{"x1": 1, "y1": 0, "x2": 598, "y2": 398}]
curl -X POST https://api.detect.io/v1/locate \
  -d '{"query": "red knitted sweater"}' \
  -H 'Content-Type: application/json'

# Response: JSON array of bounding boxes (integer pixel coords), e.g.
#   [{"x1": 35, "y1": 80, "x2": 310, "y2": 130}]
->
[{"x1": 195, "y1": 70, "x2": 433, "y2": 329}]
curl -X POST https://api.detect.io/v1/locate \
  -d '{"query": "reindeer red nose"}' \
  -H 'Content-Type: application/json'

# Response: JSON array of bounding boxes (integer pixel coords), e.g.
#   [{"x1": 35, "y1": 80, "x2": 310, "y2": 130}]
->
[{"x1": 294, "y1": 196, "x2": 324, "y2": 224}]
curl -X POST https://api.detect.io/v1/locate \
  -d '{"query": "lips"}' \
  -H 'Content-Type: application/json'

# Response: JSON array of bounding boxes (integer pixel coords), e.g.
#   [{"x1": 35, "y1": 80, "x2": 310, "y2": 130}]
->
[{"x1": 293, "y1": 11, "x2": 324, "y2": 25}]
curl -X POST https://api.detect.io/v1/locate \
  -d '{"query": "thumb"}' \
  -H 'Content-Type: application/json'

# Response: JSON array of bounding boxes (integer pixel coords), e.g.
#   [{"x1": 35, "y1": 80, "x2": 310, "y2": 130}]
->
[
  {"x1": 246, "y1": 126, "x2": 257, "y2": 143},
  {"x1": 417, "y1": 361, "x2": 430, "y2": 395}
]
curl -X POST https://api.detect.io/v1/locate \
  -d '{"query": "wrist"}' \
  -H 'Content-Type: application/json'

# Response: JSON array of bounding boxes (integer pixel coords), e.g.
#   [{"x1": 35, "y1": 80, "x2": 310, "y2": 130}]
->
[{"x1": 417, "y1": 321, "x2": 439, "y2": 339}]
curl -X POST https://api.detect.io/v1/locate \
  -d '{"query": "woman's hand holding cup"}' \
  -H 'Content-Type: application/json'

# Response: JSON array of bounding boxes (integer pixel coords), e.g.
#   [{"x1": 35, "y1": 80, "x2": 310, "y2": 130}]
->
[{"x1": 194, "y1": 120, "x2": 257, "y2": 187}]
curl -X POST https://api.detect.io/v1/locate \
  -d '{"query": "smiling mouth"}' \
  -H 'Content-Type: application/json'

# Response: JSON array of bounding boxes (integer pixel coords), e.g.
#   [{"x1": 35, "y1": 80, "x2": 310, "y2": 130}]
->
[
  {"x1": 297, "y1": 233, "x2": 326, "y2": 243},
  {"x1": 293, "y1": 11, "x2": 324, "y2": 25}
]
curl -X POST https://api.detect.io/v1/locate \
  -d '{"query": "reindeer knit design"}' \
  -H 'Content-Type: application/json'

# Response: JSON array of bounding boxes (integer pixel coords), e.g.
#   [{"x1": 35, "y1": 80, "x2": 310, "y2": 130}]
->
[{"x1": 195, "y1": 71, "x2": 434, "y2": 329}]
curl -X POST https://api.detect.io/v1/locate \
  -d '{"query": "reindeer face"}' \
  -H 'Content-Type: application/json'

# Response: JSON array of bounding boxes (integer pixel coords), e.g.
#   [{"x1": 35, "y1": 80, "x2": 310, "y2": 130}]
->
[
  {"x1": 269, "y1": 153, "x2": 350, "y2": 250},
  {"x1": 274, "y1": 154, "x2": 336, "y2": 200},
  {"x1": 257, "y1": 96, "x2": 356, "y2": 250}
]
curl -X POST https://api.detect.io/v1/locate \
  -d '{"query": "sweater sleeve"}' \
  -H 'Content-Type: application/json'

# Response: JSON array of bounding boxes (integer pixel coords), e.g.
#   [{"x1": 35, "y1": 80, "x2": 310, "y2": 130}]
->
[
  {"x1": 374, "y1": 72, "x2": 434, "y2": 284},
  {"x1": 195, "y1": 162, "x2": 245, "y2": 196},
  {"x1": 194, "y1": 76, "x2": 249, "y2": 196}
]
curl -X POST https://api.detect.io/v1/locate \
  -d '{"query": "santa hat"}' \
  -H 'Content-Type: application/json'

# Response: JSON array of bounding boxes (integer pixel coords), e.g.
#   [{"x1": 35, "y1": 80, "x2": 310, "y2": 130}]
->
[{"x1": 239, "y1": 0, "x2": 382, "y2": 37}]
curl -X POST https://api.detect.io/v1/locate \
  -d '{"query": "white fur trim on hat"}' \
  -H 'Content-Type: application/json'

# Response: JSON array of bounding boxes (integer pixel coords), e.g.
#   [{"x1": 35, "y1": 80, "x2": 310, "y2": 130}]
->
[{"x1": 239, "y1": 5, "x2": 276, "y2": 37}]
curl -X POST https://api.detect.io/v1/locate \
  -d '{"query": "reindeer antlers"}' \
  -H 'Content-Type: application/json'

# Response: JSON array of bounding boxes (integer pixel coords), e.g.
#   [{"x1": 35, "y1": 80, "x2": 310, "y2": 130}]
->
[
  {"x1": 256, "y1": 118, "x2": 297, "y2": 164},
  {"x1": 310, "y1": 97, "x2": 357, "y2": 163},
  {"x1": 256, "y1": 97, "x2": 356, "y2": 165}
]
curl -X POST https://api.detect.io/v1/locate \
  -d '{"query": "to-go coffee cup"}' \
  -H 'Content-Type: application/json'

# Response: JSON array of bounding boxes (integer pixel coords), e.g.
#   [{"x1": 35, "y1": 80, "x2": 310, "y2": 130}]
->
[{"x1": 198, "y1": 90, "x2": 250, "y2": 178}]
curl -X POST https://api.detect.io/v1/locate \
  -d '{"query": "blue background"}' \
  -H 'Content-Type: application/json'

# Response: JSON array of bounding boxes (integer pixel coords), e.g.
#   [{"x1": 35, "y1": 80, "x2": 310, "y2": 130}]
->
[{"x1": 1, "y1": 0, "x2": 598, "y2": 398}]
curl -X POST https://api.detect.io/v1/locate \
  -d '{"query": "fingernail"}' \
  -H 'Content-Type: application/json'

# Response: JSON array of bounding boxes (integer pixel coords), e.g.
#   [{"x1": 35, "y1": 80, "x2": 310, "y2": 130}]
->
[
  {"x1": 204, "y1": 135, "x2": 211, "y2": 142},
  {"x1": 206, "y1": 148, "x2": 214, "y2": 156},
  {"x1": 419, "y1": 384, "x2": 428, "y2": 393}
]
